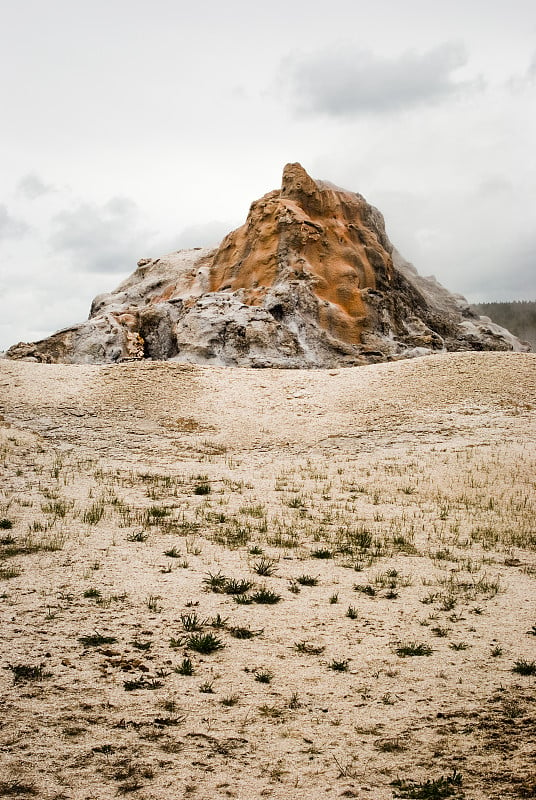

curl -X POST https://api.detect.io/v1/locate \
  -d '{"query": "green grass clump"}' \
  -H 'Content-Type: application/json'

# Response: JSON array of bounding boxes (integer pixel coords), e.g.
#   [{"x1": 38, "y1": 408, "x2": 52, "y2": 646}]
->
[
  {"x1": 311, "y1": 548, "x2": 332, "y2": 559},
  {"x1": 78, "y1": 633, "x2": 118, "y2": 647},
  {"x1": 220, "y1": 694, "x2": 239, "y2": 707},
  {"x1": 252, "y1": 557, "x2": 278, "y2": 576},
  {"x1": 82, "y1": 502, "x2": 105, "y2": 525},
  {"x1": 0, "y1": 519, "x2": 13, "y2": 529},
  {"x1": 131, "y1": 640, "x2": 152, "y2": 651},
  {"x1": 127, "y1": 531, "x2": 148, "y2": 542},
  {"x1": 186, "y1": 633, "x2": 225, "y2": 654},
  {"x1": 146, "y1": 505, "x2": 170, "y2": 520},
  {"x1": 396, "y1": 642, "x2": 433, "y2": 658},
  {"x1": 512, "y1": 658, "x2": 536, "y2": 675},
  {"x1": 294, "y1": 641, "x2": 325, "y2": 655},
  {"x1": 123, "y1": 677, "x2": 163, "y2": 691},
  {"x1": 391, "y1": 770, "x2": 463, "y2": 798},
  {"x1": 174, "y1": 657, "x2": 194, "y2": 675},
  {"x1": 233, "y1": 593, "x2": 253, "y2": 605},
  {"x1": 354, "y1": 584, "x2": 377, "y2": 596},
  {"x1": 254, "y1": 669, "x2": 273, "y2": 683},
  {"x1": 203, "y1": 571, "x2": 228, "y2": 593},
  {"x1": 180, "y1": 612, "x2": 206, "y2": 631},
  {"x1": 250, "y1": 587, "x2": 281, "y2": 604},
  {"x1": 0, "y1": 565, "x2": 21, "y2": 580},
  {"x1": 83, "y1": 587, "x2": 101, "y2": 599},
  {"x1": 8, "y1": 663, "x2": 49, "y2": 683},
  {"x1": 329, "y1": 659, "x2": 349, "y2": 672},
  {"x1": 296, "y1": 575, "x2": 318, "y2": 586},
  {"x1": 230, "y1": 626, "x2": 262, "y2": 639},
  {"x1": 0, "y1": 781, "x2": 37, "y2": 796},
  {"x1": 223, "y1": 578, "x2": 253, "y2": 595},
  {"x1": 431, "y1": 626, "x2": 449, "y2": 638},
  {"x1": 210, "y1": 614, "x2": 228, "y2": 629}
]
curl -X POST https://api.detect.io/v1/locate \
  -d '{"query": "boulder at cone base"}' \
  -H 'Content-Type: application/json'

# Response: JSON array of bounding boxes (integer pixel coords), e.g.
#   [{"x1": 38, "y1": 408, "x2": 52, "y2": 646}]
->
[{"x1": 5, "y1": 163, "x2": 529, "y2": 366}]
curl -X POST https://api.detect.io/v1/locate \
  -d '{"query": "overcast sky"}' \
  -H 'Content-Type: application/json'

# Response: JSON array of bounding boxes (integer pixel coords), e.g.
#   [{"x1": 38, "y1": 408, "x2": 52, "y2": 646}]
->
[{"x1": 1, "y1": 0, "x2": 535, "y2": 351}]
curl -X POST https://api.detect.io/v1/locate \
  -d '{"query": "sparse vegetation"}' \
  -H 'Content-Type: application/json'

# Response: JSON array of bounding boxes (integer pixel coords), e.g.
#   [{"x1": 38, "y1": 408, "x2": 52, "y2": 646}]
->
[
  {"x1": 2, "y1": 343, "x2": 535, "y2": 800},
  {"x1": 254, "y1": 669, "x2": 273, "y2": 683},
  {"x1": 296, "y1": 574, "x2": 318, "y2": 586},
  {"x1": 229, "y1": 625, "x2": 259, "y2": 639},
  {"x1": 294, "y1": 641, "x2": 325, "y2": 655},
  {"x1": 396, "y1": 642, "x2": 434, "y2": 658},
  {"x1": 512, "y1": 658, "x2": 536, "y2": 675},
  {"x1": 250, "y1": 586, "x2": 281, "y2": 604},
  {"x1": 78, "y1": 633, "x2": 118, "y2": 647},
  {"x1": 174, "y1": 657, "x2": 194, "y2": 675},
  {"x1": 311, "y1": 548, "x2": 332, "y2": 559},
  {"x1": 252, "y1": 557, "x2": 278, "y2": 576},
  {"x1": 203, "y1": 571, "x2": 228, "y2": 593},
  {"x1": 329, "y1": 659, "x2": 349, "y2": 672},
  {"x1": 354, "y1": 583, "x2": 377, "y2": 596},
  {"x1": 127, "y1": 530, "x2": 148, "y2": 542},
  {"x1": 220, "y1": 693, "x2": 239, "y2": 707},
  {"x1": 83, "y1": 587, "x2": 101, "y2": 599},
  {"x1": 223, "y1": 578, "x2": 253, "y2": 595},
  {"x1": 391, "y1": 770, "x2": 463, "y2": 798},
  {"x1": 180, "y1": 612, "x2": 206, "y2": 631},
  {"x1": 8, "y1": 663, "x2": 49, "y2": 683},
  {"x1": 123, "y1": 677, "x2": 163, "y2": 691},
  {"x1": 186, "y1": 633, "x2": 225, "y2": 654}
]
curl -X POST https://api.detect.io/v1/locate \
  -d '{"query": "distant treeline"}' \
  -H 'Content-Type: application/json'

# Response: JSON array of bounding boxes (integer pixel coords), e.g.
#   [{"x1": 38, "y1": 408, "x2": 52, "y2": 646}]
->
[{"x1": 472, "y1": 301, "x2": 536, "y2": 350}]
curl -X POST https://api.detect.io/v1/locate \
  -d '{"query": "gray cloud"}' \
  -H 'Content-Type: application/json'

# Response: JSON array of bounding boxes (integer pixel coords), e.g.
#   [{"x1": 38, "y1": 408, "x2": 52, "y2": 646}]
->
[
  {"x1": 465, "y1": 233, "x2": 536, "y2": 301},
  {"x1": 529, "y1": 52, "x2": 536, "y2": 81},
  {"x1": 283, "y1": 42, "x2": 473, "y2": 117},
  {"x1": 16, "y1": 173, "x2": 55, "y2": 200},
  {"x1": 49, "y1": 197, "x2": 151, "y2": 273},
  {"x1": 0, "y1": 204, "x2": 28, "y2": 239},
  {"x1": 506, "y1": 52, "x2": 536, "y2": 91},
  {"x1": 174, "y1": 221, "x2": 232, "y2": 249}
]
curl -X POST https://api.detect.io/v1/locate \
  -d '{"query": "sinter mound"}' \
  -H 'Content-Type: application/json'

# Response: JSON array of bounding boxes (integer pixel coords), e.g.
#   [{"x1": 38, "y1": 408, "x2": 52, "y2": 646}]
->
[{"x1": 5, "y1": 163, "x2": 528, "y2": 366}]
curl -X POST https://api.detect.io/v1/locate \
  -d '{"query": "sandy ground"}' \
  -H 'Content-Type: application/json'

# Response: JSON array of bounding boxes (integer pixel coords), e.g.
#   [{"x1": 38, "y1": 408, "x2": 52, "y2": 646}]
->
[{"x1": 0, "y1": 351, "x2": 535, "y2": 800}]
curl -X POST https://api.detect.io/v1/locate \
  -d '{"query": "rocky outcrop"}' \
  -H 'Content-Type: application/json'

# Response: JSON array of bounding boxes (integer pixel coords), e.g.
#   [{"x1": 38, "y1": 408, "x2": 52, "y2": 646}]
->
[{"x1": 5, "y1": 163, "x2": 529, "y2": 366}]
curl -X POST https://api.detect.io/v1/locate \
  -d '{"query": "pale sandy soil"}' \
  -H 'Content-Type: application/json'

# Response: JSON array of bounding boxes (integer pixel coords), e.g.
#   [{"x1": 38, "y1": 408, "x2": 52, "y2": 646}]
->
[{"x1": 0, "y1": 351, "x2": 535, "y2": 800}]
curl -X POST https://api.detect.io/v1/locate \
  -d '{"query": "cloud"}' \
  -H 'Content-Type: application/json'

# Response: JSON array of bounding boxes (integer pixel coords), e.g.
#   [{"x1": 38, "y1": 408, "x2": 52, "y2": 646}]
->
[
  {"x1": 467, "y1": 232, "x2": 536, "y2": 301},
  {"x1": 16, "y1": 173, "x2": 55, "y2": 200},
  {"x1": 49, "y1": 196, "x2": 152, "y2": 273},
  {"x1": 174, "y1": 220, "x2": 231, "y2": 249},
  {"x1": 529, "y1": 52, "x2": 536, "y2": 81},
  {"x1": 505, "y1": 50, "x2": 536, "y2": 92},
  {"x1": 0, "y1": 204, "x2": 28, "y2": 240},
  {"x1": 282, "y1": 42, "x2": 474, "y2": 117}
]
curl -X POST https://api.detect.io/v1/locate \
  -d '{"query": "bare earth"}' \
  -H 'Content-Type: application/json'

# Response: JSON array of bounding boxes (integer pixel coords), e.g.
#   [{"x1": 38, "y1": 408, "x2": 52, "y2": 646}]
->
[{"x1": 0, "y1": 351, "x2": 535, "y2": 800}]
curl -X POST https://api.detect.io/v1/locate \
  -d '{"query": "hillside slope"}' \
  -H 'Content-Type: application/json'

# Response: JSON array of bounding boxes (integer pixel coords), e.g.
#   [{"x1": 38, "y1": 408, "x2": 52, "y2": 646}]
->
[{"x1": 0, "y1": 352, "x2": 535, "y2": 799}]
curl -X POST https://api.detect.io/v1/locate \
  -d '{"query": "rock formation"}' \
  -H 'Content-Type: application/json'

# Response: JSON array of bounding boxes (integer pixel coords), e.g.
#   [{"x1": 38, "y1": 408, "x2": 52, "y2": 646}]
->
[{"x1": 5, "y1": 163, "x2": 528, "y2": 366}]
